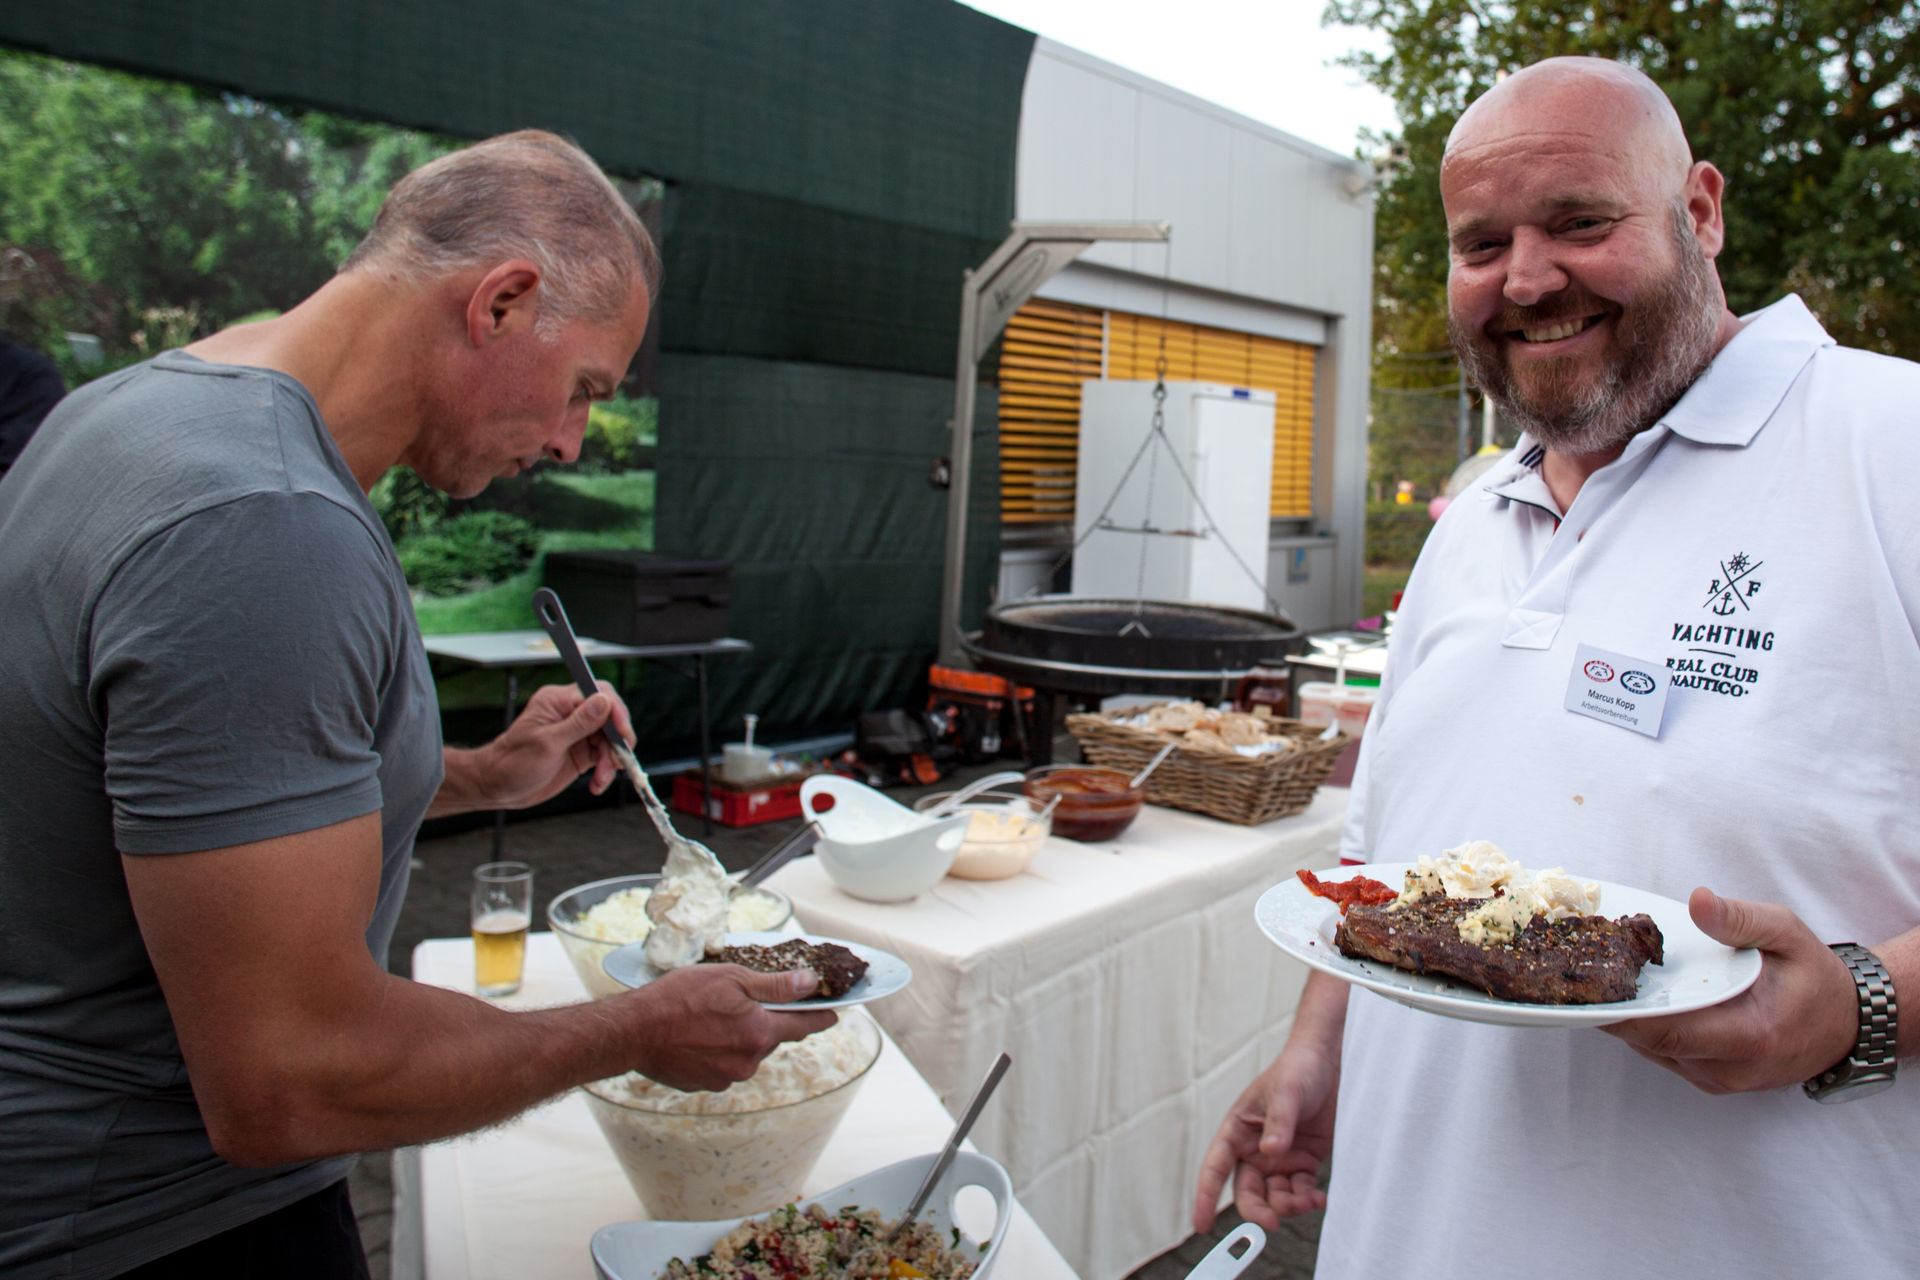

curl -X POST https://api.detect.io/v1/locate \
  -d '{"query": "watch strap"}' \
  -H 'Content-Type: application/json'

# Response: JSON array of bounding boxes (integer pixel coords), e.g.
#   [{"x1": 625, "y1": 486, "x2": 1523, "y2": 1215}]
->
[{"x1": 1804, "y1": 942, "x2": 1897, "y2": 1102}]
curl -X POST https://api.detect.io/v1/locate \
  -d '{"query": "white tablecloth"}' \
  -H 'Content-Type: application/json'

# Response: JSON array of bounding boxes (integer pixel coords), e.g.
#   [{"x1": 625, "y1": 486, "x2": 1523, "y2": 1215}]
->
[
  {"x1": 766, "y1": 789, "x2": 1348, "y2": 1280},
  {"x1": 393, "y1": 932, "x2": 1078, "y2": 1280}
]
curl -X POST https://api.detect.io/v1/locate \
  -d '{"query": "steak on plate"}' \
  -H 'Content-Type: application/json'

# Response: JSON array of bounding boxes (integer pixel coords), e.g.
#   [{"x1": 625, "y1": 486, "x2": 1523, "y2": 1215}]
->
[
  {"x1": 705, "y1": 938, "x2": 869, "y2": 998},
  {"x1": 1334, "y1": 894, "x2": 1664, "y2": 1004}
]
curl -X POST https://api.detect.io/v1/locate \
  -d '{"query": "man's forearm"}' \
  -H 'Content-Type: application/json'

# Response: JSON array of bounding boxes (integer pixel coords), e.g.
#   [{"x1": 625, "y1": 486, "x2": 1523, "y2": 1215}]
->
[
  {"x1": 127, "y1": 814, "x2": 789, "y2": 1168},
  {"x1": 220, "y1": 972, "x2": 660, "y2": 1164},
  {"x1": 428, "y1": 745, "x2": 496, "y2": 818},
  {"x1": 1288, "y1": 970, "x2": 1351, "y2": 1061}
]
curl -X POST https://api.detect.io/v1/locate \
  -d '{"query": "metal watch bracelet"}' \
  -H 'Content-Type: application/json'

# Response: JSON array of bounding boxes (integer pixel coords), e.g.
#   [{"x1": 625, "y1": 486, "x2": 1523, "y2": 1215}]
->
[{"x1": 1803, "y1": 943, "x2": 1897, "y2": 1103}]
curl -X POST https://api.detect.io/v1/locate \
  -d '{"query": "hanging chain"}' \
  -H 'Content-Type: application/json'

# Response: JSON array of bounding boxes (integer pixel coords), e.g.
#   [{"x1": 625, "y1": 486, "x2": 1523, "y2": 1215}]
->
[
  {"x1": 1131, "y1": 347, "x2": 1170, "y2": 619},
  {"x1": 1043, "y1": 230, "x2": 1281, "y2": 628}
]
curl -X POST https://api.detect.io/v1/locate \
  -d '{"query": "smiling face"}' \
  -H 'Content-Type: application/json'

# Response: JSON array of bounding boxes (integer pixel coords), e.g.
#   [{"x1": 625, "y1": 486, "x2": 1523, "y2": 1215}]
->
[{"x1": 1441, "y1": 60, "x2": 1729, "y2": 456}]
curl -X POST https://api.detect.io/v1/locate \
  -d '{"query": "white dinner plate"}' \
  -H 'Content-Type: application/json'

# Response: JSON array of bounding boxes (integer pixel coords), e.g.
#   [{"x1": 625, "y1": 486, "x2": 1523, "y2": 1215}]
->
[
  {"x1": 602, "y1": 931, "x2": 913, "y2": 1011},
  {"x1": 1254, "y1": 863, "x2": 1763, "y2": 1028}
]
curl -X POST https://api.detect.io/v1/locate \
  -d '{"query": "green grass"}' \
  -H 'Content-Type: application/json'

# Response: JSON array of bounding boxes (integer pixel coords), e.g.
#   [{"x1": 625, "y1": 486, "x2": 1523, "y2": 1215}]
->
[
  {"x1": 413, "y1": 471, "x2": 654, "y2": 637},
  {"x1": 1362, "y1": 565, "x2": 1413, "y2": 621}
]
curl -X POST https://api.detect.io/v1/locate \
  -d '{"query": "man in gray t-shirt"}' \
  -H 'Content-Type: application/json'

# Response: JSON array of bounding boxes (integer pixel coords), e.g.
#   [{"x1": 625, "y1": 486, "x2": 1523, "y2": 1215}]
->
[{"x1": 0, "y1": 132, "x2": 833, "y2": 1280}]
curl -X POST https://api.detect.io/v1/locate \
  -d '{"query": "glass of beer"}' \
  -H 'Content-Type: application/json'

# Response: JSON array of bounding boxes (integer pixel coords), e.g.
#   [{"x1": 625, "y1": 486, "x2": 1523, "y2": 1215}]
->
[{"x1": 471, "y1": 861, "x2": 533, "y2": 997}]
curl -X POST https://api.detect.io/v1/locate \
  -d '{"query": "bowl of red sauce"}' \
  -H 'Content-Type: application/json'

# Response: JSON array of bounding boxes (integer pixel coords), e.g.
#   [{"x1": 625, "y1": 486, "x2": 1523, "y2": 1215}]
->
[{"x1": 1022, "y1": 765, "x2": 1145, "y2": 843}]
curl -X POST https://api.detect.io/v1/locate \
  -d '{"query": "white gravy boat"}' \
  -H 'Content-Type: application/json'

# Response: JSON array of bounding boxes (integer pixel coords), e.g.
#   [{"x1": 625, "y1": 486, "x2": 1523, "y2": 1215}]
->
[{"x1": 799, "y1": 775, "x2": 970, "y2": 902}]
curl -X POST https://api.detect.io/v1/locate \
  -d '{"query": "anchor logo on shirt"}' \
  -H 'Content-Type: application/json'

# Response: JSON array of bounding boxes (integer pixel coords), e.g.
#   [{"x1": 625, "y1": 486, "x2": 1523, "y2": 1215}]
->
[{"x1": 1704, "y1": 551, "x2": 1763, "y2": 616}]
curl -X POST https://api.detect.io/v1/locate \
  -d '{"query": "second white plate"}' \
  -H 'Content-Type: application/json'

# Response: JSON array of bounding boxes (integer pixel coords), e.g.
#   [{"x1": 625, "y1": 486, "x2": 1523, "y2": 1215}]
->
[
  {"x1": 1255, "y1": 863, "x2": 1762, "y2": 1028},
  {"x1": 602, "y1": 931, "x2": 912, "y2": 1011}
]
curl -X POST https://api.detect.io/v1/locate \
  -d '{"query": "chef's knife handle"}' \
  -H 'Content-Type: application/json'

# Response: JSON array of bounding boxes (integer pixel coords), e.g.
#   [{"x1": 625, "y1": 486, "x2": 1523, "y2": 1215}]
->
[{"x1": 531, "y1": 588, "x2": 626, "y2": 754}]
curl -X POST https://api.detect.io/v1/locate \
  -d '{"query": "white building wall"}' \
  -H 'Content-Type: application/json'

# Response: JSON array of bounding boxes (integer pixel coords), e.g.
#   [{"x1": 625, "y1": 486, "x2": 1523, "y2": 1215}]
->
[{"x1": 1001, "y1": 37, "x2": 1375, "y2": 632}]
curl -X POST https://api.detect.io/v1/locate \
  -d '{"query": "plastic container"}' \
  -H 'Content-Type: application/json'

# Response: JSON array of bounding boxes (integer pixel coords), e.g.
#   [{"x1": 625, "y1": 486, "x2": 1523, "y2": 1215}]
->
[
  {"x1": 546, "y1": 874, "x2": 793, "y2": 998},
  {"x1": 720, "y1": 713, "x2": 774, "y2": 785},
  {"x1": 1333, "y1": 685, "x2": 1380, "y2": 737},
  {"x1": 912, "y1": 790, "x2": 1050, "y2": 880},
  {"x1": 1297, "y1": 681, "x2": 1341, "y2": 728},
  {"x1": 669, "y1": 773, "x2": 806, "y2": 828},
  {"x1": 1299, "y1": 682, "x2": 1378, "y2": 737},
  {"x1": 1022, "y1": 765, "x2": 1145, "y2": 843},
  {"x1": 581, "y1": 1012, "x2": 881, "y2": 1220}
]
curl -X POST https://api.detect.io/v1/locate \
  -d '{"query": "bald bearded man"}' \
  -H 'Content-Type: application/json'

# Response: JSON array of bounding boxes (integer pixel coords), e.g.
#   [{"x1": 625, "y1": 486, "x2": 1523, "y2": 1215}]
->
[{"x1": 1196, "y1": 58, "x2": 1918, "y2": 1278}]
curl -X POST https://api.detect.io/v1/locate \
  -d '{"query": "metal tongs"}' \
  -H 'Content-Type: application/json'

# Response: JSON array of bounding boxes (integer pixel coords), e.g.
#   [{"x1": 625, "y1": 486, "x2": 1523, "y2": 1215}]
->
[{"x1": 735, "y1": 821, "x2": 821, "y2": 890}]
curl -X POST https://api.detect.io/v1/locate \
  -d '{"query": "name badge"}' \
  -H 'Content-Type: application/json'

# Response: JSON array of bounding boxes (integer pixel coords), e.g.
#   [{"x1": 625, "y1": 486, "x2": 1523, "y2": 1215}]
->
[{"x1": 1564, "y1": 643, "x2": 1668, "y2": 738}]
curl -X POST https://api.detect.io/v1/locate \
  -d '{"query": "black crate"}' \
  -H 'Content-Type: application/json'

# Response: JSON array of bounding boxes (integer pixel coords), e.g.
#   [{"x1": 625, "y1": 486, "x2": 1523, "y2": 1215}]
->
[{"x1": 541, "y1": 550, "x2": 732, "y2": 646}]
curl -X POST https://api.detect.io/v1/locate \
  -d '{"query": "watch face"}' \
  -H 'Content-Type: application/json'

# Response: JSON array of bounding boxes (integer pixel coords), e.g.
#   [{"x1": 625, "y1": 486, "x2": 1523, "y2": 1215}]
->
[{"x1": 1809, "y1": 1073, "x2": 1897, "y2": 1104}]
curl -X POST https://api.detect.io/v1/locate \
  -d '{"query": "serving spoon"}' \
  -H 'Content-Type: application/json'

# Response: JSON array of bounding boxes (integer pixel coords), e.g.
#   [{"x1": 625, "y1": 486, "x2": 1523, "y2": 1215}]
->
[
  {"x1": 925, "y1": 770, "x2": 1027, "y2": 817},
  {"x1": 531, "y1": 589, "x2": 727, "y2": 875},
  {"x1": 1129, "y1": 740, "x2": 1179, "y2": 788},
  {"x1": 842, "y1": 1052, "x2": 1012, "y2": 1277}
]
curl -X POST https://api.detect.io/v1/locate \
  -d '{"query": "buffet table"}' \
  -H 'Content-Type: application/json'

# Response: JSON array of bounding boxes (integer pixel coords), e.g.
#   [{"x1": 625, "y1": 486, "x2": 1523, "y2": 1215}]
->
[
  {"x1": 766, "y1": 789, "x2": 1348, "y2": 1280},
  {"x1": 392, "y1": 933, "x2": 1078, "y2": 1280}
]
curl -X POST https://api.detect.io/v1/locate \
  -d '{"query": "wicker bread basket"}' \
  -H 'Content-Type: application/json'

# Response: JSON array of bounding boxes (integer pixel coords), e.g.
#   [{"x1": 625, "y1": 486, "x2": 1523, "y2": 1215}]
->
[{"x1": 1065, "y1": 703, "x2": 1350, "y2": 826}]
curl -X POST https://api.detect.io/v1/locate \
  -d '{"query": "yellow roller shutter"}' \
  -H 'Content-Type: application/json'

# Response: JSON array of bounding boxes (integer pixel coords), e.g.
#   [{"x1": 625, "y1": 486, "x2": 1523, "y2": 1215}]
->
[
  {"x1": 996, "y1": 303, "x2": 1317, "y2": 524},
  {"x1": 996, "y1": 299, "x2": 1105, "y2": 525},
  {"x1": 1105, "y1": 312, "x2": 1317, "y2": 519}
]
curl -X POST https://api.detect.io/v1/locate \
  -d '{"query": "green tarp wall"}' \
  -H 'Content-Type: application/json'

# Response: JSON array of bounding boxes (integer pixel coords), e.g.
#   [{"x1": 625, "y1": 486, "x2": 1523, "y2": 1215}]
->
[{"x1": 1, "y1": 0, "x2": 1034, "y2": 745}]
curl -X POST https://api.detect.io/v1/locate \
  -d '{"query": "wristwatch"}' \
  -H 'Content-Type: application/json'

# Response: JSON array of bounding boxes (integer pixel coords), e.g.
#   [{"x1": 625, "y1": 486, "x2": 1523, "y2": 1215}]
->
[{"x1": 1803, "y1": 943, "x2": 1897, "y2": 1103}]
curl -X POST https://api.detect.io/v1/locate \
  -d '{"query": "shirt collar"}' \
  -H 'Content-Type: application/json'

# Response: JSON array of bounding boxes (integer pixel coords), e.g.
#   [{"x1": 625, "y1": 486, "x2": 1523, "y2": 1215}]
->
[
  {"x1": 1478, "y1": 292, "x2": 1833, "y2": 511},
  {"x1": 1481, "y1": 440, "x2": 1556, "y2": 513},
  {"x1": 1659, "y1": 293, "x2": 1833, "y2": 447}
]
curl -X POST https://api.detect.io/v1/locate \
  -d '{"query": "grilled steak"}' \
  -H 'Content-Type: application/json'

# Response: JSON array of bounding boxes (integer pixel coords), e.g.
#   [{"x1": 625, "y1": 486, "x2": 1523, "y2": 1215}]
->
[
  {"x1": 705, "y1": 938, "x2": 869, "y2": 998},
  {"x1": 1335, "y1": 894, "x2": 1664, "y2": 1004}
]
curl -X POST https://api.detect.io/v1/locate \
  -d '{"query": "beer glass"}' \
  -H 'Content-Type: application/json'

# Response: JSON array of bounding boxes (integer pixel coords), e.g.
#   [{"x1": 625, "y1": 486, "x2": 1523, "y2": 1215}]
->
[{"x1": 472, "y1": 861, "x2": 533, "y2": 997}]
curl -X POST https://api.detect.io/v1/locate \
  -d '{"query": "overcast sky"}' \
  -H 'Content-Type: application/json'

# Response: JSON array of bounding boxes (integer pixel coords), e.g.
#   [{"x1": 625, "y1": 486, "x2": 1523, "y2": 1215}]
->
[{"x1": 960, "y1": 0, "x2": 1401, "y2": 158}]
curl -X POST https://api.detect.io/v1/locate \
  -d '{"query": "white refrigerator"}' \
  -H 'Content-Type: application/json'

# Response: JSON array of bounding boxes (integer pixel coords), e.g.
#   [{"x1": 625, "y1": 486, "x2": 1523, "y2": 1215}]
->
[{"x1": 1071, "y1": 379, "x2": 1277, "y2": 611}]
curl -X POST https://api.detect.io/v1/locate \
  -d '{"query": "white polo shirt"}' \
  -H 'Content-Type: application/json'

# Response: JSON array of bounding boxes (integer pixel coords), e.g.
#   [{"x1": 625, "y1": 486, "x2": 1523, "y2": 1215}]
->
[{"x1": 1318, "y1": 295, "x2": 1920, "y2": 1280}]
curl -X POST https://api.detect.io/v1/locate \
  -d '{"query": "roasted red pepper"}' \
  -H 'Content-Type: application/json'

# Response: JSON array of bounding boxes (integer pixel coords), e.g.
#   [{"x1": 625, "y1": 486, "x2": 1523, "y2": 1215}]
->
[{"x1": 1297, "y1": 867, "x2": 1398, "y2": 913}]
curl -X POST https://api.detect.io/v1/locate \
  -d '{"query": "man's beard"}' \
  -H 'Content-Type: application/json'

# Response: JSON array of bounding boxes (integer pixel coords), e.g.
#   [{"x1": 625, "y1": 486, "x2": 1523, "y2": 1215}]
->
[{"x1": 1450, "y1": 205, "x2": 1722, "y2": 455}]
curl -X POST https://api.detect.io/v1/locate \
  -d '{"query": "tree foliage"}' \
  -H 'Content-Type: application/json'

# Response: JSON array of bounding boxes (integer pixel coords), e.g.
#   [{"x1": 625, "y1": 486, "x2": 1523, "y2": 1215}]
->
[
  {"x1": 1330, "y1": 0, "x2": 1920, "y2": 363},
  {"x1": 0, "y1": 47, "x2": 453, "y2": 372}
]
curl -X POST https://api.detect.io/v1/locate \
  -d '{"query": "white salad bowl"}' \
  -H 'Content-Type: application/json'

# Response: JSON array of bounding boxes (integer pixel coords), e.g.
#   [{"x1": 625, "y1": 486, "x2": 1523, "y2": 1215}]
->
[
  {"x1": 548, "y1": 873, "x2": 793, "y2": 998},
  {"x1": 589, "y1": 1149, "x2": 1013, "y2": 1280},
  {"x1": 800, "y1": 775, "x2": 970, "y2": 903}
]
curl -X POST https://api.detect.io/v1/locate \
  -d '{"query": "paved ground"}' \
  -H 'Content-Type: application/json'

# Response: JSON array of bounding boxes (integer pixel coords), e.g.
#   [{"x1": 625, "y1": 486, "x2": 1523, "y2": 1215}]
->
[{"x1": 350, "y1": 755, "x2": 1322, "y2": 1279}]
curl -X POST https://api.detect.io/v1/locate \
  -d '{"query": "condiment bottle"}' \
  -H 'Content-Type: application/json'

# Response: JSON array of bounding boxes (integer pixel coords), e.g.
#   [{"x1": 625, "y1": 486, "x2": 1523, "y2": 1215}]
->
[{"x1": 1233, "y1": 660, "x2": 1292, "y2": 718}]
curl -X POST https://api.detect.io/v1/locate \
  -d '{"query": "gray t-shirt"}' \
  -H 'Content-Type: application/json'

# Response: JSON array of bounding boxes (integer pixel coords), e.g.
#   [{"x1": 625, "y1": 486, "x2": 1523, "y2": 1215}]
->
[{"x1": 0, "y1": 351, "x2": 443, "y2": 1277}]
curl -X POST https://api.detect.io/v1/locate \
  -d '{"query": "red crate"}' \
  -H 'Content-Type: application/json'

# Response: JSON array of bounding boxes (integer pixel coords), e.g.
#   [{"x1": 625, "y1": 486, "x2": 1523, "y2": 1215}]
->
[{"x1": 669, "y1": 772, "x2": 807, "y2": 828}]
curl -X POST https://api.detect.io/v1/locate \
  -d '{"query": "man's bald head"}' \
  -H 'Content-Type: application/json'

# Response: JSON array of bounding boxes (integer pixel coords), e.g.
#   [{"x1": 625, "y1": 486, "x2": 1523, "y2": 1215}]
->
[{"x1": 1446, "y1": 57, "x2": 1693, "y2": 195}]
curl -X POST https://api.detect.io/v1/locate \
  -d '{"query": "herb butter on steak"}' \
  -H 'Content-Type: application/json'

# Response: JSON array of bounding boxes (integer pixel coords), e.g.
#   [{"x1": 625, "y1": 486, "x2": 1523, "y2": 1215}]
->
[{"x1": 1335, "y1": 893, "x2": 1664, "y2": 1004}]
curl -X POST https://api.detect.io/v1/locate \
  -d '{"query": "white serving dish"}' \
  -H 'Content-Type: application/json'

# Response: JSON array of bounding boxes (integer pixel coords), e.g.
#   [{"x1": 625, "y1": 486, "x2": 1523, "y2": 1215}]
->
[
  {"x1": 590, "y1": 1149, "x2": 1013, "y2": 1279},
  {"x1": 800, "y1": 775, "x2": 970, "y2": 902}
]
